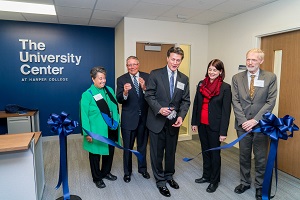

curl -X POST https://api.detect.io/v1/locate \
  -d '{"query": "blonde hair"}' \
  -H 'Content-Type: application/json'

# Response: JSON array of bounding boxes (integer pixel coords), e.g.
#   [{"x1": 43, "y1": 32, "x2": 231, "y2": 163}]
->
[{"x1": 246, "y1": 48, "x2": 264, "y2": 60}]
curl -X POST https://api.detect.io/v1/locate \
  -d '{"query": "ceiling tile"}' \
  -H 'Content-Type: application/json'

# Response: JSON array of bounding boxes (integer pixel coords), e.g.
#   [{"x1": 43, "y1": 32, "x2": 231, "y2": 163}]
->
[
  {"x1": 189, "y1": 10, "x2": 234, "y2": 22},
  {"x1": 95, "y1": 0, "x2": 139, "y2": 12},
  {"x1": 89, "y1": 18, "x2": 119, "y2": 27},
  {"x1": 129, "y1": 2, "x2": 173, "y2": 17},
  {"x1": 178, "y1": 0, "x2": 227, "y2": 10},
  {"x1": 140, "y1": 0, "x2": 183, "y2": 6},
  {"x1": 0, "y1": 11, "x2": 26, "y2": 21},
  {"x1": 210, "y1": 0, "x2": 264, "y2": 13},
  {"x1": 55, "y1": 6, "x2": 93, "y2": 18},
  {"x1": 161, "y1": 6, "x2": 203, "y2": 18},
  {"x1": 59, "y1": 16, "x2": 90, "y2": 26},
  {"x1": 22, "y1": 13, "x2": 58, "y2": 23},
  {"x1": 92, "y1": 10, "x2": 125, "y2": 21},
  {"x1": 54, "y1": 0, "x2": 96, "y2": 9}
]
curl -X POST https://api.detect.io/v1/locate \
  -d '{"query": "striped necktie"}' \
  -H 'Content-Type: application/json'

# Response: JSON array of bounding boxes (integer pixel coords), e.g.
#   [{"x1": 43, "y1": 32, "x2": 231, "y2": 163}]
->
[
  {"x1": 133, "y1": 75, "x2": 139, "y2": 96},
  {"x1": 250, "y1": 75, "x2": 255, "y2": 99}
]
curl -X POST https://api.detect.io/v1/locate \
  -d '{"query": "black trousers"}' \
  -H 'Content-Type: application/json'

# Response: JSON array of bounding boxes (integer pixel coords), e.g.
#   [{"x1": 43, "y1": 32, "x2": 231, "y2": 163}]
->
[
  {"x1": 150, "y1": 120, "x2": 179, "y2": 187},
  {"x1": 89, "y1": 129, "x2": 117, "y2": 182},
  {"x1": 198, "y1": 124, "x2": 221, "y2": 184},
  {"x1": 122, "y1": 116, "x2": 148, "y2": 175}
]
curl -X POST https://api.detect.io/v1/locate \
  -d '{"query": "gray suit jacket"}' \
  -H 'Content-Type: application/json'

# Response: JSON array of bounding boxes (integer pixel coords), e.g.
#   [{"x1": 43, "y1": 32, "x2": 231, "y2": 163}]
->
[
  {"x1": 145, "y1": 66, "x2": 190, "y2": 133},
  {"x1": 231, "y1": 69, "x2": 277, "y2": 131}
]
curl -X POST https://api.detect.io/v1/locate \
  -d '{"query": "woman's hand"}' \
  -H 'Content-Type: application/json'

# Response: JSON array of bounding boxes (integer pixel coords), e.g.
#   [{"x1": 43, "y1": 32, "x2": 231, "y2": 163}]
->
[
  {"x1": 219, "y1": 135, "x2": 226, "y2": 142},
  {"x1": 191, "y1": 126, "x2": 198, "y2": 132},
  {"x1": 86, "y1": 136, "x2": 93, "y2": 143}
]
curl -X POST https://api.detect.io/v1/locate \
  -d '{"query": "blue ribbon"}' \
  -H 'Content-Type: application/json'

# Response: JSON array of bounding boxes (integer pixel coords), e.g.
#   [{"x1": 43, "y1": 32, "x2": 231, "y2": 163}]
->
[
  {"x1": 183, "y1": 131, "x2": 250, "y2": 162},
  {"x1": 47, "y1": 112, "x2": 79, "y2": 200},
  {"x1": 83, "y1": 128, "x2": 143, "y2": 162},
  {"x1": 183, "y1": 112, "x2": 298, "y2": 200}
]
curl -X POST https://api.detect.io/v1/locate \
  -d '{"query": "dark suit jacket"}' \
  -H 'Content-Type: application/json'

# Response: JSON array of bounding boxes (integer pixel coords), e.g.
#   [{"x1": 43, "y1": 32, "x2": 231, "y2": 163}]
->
[
  {"x1": 145, "y1": 66, "x2": 190, "y2": 134},
  {"x1": 191, "y1": 81, "x2": 232, "y2": 136},
  {"x1": 231, "y1": 69, "x2": 277, "y2": 131},
  {"x1": 116, "y1": 71, "x2": 149, "y2": 130}
]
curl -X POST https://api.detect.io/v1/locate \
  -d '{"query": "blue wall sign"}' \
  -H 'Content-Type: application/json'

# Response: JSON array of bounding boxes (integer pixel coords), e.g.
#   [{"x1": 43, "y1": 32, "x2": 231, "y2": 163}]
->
[{"x1": 0, "y1": 20, "x2": 115, "y2": 136}]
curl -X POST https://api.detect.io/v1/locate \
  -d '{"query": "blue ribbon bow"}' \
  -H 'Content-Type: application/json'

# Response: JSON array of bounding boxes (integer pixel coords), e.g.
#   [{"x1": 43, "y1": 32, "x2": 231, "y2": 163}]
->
[
  {"x1": 183, "y1": 112, "x2": 298, "y2": 200},
  {"x1": 47, "y1": 112, "x2": 79, "y2": 200}
]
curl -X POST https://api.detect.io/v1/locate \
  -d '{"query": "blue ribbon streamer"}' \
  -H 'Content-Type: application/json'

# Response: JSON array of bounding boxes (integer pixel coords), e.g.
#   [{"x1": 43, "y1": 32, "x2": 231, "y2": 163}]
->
[
  {"x1": 183, "y1": 112, "x2": 298, "y2": 200},
  {"x1": 252, "y1": 112, "x2": 298, "y2": 200},
  {"x1": 183, "y1": 131, "x2": 250, "y2": 162},
  {"x1": 83, "y1": 128, "x2": 143, "y2": 162},
  {"x1": 47, "y1": 112, "x2": 79, "y2": 200}
]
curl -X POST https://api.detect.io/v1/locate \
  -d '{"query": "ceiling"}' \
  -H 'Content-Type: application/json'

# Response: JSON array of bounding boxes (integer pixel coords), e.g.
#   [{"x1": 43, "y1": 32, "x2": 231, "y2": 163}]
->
[{"x1": 0, "y1": 0, "x2": 278, "y2": 27}]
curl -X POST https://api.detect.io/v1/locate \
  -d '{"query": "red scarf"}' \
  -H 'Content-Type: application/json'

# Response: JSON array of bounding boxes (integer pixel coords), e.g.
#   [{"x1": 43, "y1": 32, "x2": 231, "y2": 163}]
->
[{"x1": 199, "y1": 76, "x2": 223, "y2": 99}]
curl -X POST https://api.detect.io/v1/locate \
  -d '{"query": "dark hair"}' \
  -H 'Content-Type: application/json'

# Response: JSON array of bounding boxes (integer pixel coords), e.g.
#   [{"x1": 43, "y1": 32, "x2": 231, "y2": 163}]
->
[
  {"x1": 205, "y1": 59, "x2": 225, "y2": 80},
  {"x1": 167, "y1": 47, "x2": 184, "y2": 60},
  {"x1": 90, "y1": 66, "x2": 106, "y2": 79}
]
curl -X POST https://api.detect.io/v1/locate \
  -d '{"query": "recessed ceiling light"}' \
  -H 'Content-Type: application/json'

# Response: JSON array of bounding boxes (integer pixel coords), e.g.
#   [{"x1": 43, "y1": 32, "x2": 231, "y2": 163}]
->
[{"x1": 0, "y1": 0, "x2": 56, "y2": 15}]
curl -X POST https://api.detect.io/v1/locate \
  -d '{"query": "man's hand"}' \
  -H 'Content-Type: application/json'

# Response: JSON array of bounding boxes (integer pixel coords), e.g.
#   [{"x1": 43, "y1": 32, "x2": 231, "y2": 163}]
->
[
  {"x1": 242, "y1": 119, "x2": 258, "y2": 132},
  {"x1": 138, "y1": 77, "x2": 146, "y2": 91},
  {"x1": 172, "y1": 116, "x2": 183, "y2": 127},
  {"x1": 123, "y1": 83, "x2": 132, "y2": 96},
  {"x1": 159, "y1": 107, "x2": 172, "y2": 116}
]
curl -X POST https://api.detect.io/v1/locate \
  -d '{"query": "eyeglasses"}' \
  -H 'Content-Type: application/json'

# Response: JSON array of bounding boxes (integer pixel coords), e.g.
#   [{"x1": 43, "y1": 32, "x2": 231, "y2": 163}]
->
[{"x1": 127, "y1": 63, "x2": 139, "y2": 67}]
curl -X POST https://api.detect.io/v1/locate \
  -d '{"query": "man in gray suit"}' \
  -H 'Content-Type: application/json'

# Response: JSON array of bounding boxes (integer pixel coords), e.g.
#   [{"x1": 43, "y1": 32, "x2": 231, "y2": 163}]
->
[
  {"x1": 145, "y1": 47, "x2": 190, "y2": 197},
  {"x1": 232, "y1": 48, "x2": 277, "y2": 200}
]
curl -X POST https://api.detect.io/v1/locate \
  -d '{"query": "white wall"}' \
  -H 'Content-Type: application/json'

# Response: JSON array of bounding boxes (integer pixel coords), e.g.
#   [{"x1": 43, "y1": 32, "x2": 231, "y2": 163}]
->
[
  {"x1": 208, "y1": 0, "x2": 300, "y2": 145},
  {"x1": 116, "y1": 17, "x2": 209, "y2": 139}
]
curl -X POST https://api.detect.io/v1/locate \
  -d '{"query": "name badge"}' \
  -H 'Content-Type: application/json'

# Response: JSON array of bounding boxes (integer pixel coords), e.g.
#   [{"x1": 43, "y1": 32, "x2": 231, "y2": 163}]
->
[
  {"x1": 93, "y1": 93, "x2": 103, "y2": 101},
  {"x1": 254, "y1": 80, "x2": 264, "y2": 87},
  {"x1": 177, "y1": 81, "x2": 185, "y2": 90}
]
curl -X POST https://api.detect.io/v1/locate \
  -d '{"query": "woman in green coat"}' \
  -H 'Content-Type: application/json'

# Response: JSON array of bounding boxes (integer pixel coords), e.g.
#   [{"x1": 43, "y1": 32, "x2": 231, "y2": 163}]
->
[{"x1": 80, "y1": 66, "x2": 121, "y2": 189}]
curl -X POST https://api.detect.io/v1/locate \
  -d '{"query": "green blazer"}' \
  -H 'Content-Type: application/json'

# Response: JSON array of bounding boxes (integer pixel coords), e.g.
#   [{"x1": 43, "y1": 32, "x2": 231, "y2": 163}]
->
[{"x1": 80, "y1": 84, "x2": 121, "y2": 155}]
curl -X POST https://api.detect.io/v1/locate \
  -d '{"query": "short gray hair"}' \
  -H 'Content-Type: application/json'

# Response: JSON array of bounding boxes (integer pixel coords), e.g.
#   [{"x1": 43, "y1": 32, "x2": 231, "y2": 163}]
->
[{"x1": 90, "y1": 66, "x2": 106, "y2": 79}]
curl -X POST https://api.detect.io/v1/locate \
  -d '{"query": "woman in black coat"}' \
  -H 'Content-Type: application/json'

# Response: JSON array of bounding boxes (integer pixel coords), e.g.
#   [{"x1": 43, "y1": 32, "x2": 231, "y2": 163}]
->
[{"x1": 191, "y1": 59, "x2": 232, "y2": 193}]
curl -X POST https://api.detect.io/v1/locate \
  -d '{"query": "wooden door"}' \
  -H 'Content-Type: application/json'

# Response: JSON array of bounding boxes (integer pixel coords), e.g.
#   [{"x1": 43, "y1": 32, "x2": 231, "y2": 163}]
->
[
  {"x1": 261, "y1": 30, "x2": 300, "y2": 178},
  {"x1": 136, "y1": 43, "x2": 174, "y2": 73}
]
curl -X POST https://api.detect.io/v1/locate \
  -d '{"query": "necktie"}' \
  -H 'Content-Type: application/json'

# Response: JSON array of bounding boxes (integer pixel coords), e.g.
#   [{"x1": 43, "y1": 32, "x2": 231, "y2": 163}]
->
[
  {"x1": 133, "y1": 76, "x2": 141, "y2": 115},
  {"x1": 170, "y1": 71, "x2": 175, "y2": 98},
  {"x1": 250, "y1": 75, "x2": 255, "y2": 99},
  {"x1": 133, "y1": 75, "x2": 139, "y2": 96}
]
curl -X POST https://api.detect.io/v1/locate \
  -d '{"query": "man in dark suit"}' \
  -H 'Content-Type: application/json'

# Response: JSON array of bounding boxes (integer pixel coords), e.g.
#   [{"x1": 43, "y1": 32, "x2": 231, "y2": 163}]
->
[
  {"x1": 232, "y1": 48, "x2": 277, "y2": 200},
  {"x1": 116, "y1": 56, "x2": 150, "y2": 183},
  {"x1": 145, "y1": 47, "x2": 190, "y2": 197}
]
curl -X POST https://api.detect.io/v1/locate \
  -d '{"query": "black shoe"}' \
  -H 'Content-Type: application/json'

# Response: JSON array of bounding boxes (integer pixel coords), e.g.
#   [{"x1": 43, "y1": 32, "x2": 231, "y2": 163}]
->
[
  {"x1": 206, "y1": 183, "x2": 218, "y2": 193},
  {"x1": 167, "y1": 179, "x2": 179, "y2": 189},
  {"x1": 93, "y1": 180, "x2": 106, "y2": 188},
  {"x1": 234, "y1": 184, "x2": 250, "y2": 194},
  {"x1": 195, "y1": 177, "x2": 209, "y2": 184},
  {"x1": 158, "y1": 186, "x2": 171, "y2": 197},
  {"x1": 104, "y1": 173, "x2": 117, "y2": 181},
  {"x1": 123, "y1": 175, "x2": 131, "y2": 183},
  {"x1": 140, "y1": 172, "x2": 150, "y2": 179},
  {"x1": 256, "y1": 188, "x2": 262, "y2": 200}
]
